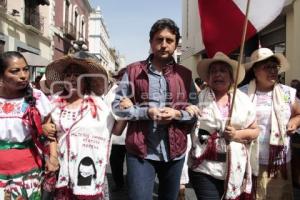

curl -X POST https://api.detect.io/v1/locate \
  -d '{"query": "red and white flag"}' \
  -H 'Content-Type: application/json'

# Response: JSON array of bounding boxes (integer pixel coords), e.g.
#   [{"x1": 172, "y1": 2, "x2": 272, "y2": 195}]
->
[{"x1": 198, "y1": 0, "x2": 286, "y2": 57}]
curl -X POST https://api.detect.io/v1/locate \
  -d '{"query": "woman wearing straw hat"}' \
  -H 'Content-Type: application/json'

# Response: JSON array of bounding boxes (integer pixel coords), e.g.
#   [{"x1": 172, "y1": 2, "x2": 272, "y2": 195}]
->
[
  {"x1": 43, "y1": 51, "x2": 120, "y2": 199},
  {"x1": 240, "y1": 48, "x2": 300, "y2": 200},
  {"x1": 186, "y1": 52, "x2": 259, "y2": 200},
  {"x1": 39, "y1": 74, "x2": 51, "y2": 97},
  {"x1": 0, "y1": 51, "x2": 55, "y2": 199}
]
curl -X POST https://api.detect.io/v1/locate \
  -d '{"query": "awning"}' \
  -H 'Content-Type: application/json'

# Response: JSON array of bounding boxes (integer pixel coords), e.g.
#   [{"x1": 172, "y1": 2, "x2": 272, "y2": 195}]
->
[{"x1": 21, "y1": 52, "x2": 50, "y2": 67}]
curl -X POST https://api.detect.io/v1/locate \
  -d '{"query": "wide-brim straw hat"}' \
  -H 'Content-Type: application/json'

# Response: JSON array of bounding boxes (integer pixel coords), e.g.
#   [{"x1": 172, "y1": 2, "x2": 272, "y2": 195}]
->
[
  {"x1": 39, "y1": 74, "x2": 50, "y2": 95},
  {"x1": 197, "y1": 52, "x2": 245, "y2": 85},
  {"x1": 45, "y1": 51, "x2": 108, "y2": 96},
  {"x1": 245, "y1": 48, "x2": 289, "y2": 73}
]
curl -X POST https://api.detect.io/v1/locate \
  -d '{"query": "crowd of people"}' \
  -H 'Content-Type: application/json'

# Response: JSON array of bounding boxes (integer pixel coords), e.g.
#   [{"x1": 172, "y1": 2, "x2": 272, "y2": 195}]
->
[{"x1": 0, "y1": 18, "x2": 300, "y2": 200}]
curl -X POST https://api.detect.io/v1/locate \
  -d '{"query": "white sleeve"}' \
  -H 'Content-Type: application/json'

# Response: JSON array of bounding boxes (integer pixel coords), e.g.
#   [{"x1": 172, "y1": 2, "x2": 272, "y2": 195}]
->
[
  {"x1": 102, "y1": 85, "x2": 121, "y2": 120},
  {"x1": 34, "y1": 89, "x2": 51, "y2": 121},
  {"x1": 92, "y1": 95, "x2": 116, "y2": 132},
  {"x1": 245, "y1": 101, "x2": 256, "y2": 128}
]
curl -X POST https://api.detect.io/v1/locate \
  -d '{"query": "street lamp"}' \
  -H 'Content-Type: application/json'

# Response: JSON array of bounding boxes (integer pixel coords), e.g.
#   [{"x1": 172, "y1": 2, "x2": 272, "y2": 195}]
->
[{"x1": 69, "y1": 37, "x2": 88, "y2": 54}]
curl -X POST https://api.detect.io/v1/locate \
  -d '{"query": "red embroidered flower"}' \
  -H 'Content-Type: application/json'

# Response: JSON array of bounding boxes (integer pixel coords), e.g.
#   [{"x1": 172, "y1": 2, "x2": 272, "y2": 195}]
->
[
  {"x1": 232, "y1": 185, "x2": 237, "y2": 192},
  {"x1": 2, "y1": 102, "x2": 14, "y2": 113},
  {"x1": 95, "y1": 183, "x2": 102, "y2": 190},
  {"x1": 33, "y1": 182, "x2": 38, "y2": 187},
  {"x1": 59, "y1": 176, "x2": 67, "y2": 182},
  {"x1": 237, "y1": 164, "x2": 241, "y2": 171},
  {"x1": 97, "y1": 160, "x2": 103, "y2": 166},
  {"x1": 58, "y1": 151, "x2": 64, "y2": 159},
  {"x1": 16, "y1": 196, "x2": 25, "y2": 200},
  {"x1": 70, "y1": 153, "x2": 77, "y2": 161}
]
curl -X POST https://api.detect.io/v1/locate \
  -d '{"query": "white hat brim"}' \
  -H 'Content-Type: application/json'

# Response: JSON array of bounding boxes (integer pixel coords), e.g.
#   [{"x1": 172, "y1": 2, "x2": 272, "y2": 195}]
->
[
  {"x1": 245, "y1": 53, "x2": 289, "y2": 73},
  {"x1": 45, "y1": 55, "x2": 108, "y2": 96},
  {"x1": 197, "y1": 52, "x2": 245, "y2": 85}
]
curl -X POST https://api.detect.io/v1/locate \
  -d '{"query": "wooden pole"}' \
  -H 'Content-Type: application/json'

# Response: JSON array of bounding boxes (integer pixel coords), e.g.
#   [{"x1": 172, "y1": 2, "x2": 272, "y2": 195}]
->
[
  {"x1": 227, "y1": 0, "x2": 251, "y2": 125},
  {"x1": 223, "y1": 0, "x2": 252, "y2": 199}
]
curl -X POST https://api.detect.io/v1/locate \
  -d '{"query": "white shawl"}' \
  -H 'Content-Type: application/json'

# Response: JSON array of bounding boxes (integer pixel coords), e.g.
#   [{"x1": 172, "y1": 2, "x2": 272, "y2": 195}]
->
[
  {"x1": 189, "y1": 87, "x2": 256, "y2": 199},
  {"x1": 247, "y1": 80, "x2": 290, "y2": 178}
]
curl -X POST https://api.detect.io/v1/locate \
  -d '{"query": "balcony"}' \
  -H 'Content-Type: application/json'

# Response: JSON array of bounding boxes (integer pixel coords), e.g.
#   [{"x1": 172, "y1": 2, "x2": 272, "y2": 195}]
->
[
  {"x1": 25, "y1": 11, "x2": 44, "y2": 32},
  {"x1": 64, "y1": 22, "x2": 76, "y2": 39}
]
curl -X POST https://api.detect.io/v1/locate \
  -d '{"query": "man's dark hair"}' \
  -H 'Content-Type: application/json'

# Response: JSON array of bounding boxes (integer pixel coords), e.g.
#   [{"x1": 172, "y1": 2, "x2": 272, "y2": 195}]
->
[
  {"x1": 0, "y1": 51, "x2": 27, "y2": 75},
  {"x1": 0, "y1": 51, "x2": 37, "y2": 107},
  {"x1": 149, "y1": 18, "x2": 180, "y2": 45}
]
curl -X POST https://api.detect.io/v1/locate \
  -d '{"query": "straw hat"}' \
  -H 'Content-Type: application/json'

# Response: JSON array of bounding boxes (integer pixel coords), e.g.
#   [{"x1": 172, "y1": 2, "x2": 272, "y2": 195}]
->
[
  {"x1": 45, "y1": 51, "x2": 108, "y2": 96},
  {"x1": 39, "y1": 74, "x2": 50, "y2": 95},
  {"x1": 197, "y1": 52, "x2": 245, "y2": 85},
  {"x1": 245, "y1": 48, "x2": 289, "y2": 73}
]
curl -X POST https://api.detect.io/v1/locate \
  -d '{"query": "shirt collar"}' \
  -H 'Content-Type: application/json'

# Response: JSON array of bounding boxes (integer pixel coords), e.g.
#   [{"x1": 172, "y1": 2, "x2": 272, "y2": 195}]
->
[{"x1": 146, "y1": 54, "x2": 176, "y2": 75}]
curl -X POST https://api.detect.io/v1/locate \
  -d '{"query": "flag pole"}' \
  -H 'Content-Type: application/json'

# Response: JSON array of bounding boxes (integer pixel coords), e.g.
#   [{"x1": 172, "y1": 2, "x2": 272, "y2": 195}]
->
[
  {"x1": 223, "y1": 0, "x2": 251, "y2": 199},
  {"x1": 227, "y1": 0, "x2": 251, "y2": 125}
]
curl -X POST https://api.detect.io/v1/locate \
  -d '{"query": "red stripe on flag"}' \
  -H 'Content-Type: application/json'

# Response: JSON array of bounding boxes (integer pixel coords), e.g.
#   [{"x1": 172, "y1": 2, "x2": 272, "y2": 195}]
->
[{"x1": 198, "y1": 0, "x2": 257, "y2": 57}]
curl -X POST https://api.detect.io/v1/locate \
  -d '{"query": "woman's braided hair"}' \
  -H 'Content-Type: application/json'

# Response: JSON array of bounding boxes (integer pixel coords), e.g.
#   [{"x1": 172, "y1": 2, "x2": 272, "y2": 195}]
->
[{"x1": 1, "y1": 51, "x2": 47, "y2": 153}]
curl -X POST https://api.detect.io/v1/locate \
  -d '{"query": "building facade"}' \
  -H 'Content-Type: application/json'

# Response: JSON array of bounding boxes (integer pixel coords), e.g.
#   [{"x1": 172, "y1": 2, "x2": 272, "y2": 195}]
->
[
  {"x1": 0, "y1": 0, "x2": 124, "y2": 75},
  {"x1": 52, "y1": 0, "x2": 92, "y2": 60},
  {"x1": 89, "y1": 6, "x2": 110, "y2": 68},
  {"x1": 0, "y1": 0, "x2": 51, "y2": 77},
  {"x1": 89, "y1": 6, "x2": 114, "y2": 72},
  {"x1": 181, "y1": 0, "x2": 300, "y2": 84},
  {"x1": 0, "y1": 0, "x2": 51, "y2": 59}
]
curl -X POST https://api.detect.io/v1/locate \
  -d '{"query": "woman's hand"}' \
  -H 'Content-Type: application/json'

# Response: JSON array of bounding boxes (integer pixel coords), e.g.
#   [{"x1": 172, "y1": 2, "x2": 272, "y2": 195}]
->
[
  {"x1": 223, "y1": 125, "x2": 237, "y2": 141},
  {"x1": 119, "y1": 97, "x2": 133, "y2": 110},
  {"x1": 185, "y1": 105, "x2": 201, "y2": 117},
  {"x1": 287, "y1": 119, "x2": 298, "y2": 135},
  {"x1": 288, "y1": 100, "x2": 300, "y2": 135},
  {"x1": 45, "y1": 156, "x2": 59, "y2": 173},
  {"x1": 224, "y1": 121, "x2": 259, "y2": 143},
  {"x1": 42, "y1": 123, "x2": 56, "y2": 141}
]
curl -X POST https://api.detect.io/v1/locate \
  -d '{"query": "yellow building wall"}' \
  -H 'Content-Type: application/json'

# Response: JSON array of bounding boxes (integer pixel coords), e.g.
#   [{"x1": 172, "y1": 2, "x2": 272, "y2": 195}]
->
[
  {"x1": 0, "y1": 15, "x2": 51, "y2": 59},
  {"x1": 181, "y1": 0, "x2": 204, "y2": 80},
  {"x1": 0, "y1": 1, "x2": 51, "y2": 60},
  {"x1": 181, "y1": 54, "x2": 200, "y2": 80},
  {"x1": 286, "y1": 0, "x2": 300, "y2": 85}
]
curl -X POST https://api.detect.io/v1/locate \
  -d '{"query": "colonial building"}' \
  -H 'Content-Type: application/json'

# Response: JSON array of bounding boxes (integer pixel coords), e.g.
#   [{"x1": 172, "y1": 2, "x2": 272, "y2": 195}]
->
[
  {"x1": 52, "y1": 0, "x2": 92, "y2": 60},
  {"x1": 181, "y1": 0, "x2": 300, "y2": 84},
  {"x1": 89, "y1": 6, "x2": 122, "y2": 73},
  {"x1": 0, "y1": 0, "x2": 51, "y2": 77},
  {"x1": 89, "y1": 6, "x2": 111, "y2": 71},
  {"x1": 0, "y1": 0, "x2": 123, "y2": 75}
]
